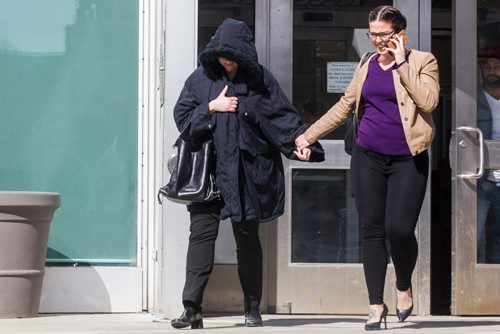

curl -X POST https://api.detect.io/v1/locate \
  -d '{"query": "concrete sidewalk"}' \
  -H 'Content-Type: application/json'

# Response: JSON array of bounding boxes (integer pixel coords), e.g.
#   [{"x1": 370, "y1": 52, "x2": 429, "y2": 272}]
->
[{"x1": 0, "y1": 313, "x2": 499, "y2": 334}]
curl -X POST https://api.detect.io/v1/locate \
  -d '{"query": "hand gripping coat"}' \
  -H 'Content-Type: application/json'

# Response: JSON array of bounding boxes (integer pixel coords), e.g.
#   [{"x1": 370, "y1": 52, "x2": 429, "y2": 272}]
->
[{"x1": 174, "y1": 18, "x2": 324, "y2": 223}]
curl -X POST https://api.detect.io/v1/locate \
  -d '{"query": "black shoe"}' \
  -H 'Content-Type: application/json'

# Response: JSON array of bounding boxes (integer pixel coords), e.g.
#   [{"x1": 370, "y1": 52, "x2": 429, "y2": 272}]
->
[
  {"x1": 171, "y1": 308, "x2": 203, "y2": 329},
  {"x1": 396, "y1": 286, "x2": 413, "y2": 322},
  {"x1": 244, "y1": 310, "x2": 263, "y2": 327},
  {"x1": 364, "y1": 303, "x2": 388, "y2": 331},
  {"x1": 396, "y1": 304, "x2": 413, "y2": 322}
]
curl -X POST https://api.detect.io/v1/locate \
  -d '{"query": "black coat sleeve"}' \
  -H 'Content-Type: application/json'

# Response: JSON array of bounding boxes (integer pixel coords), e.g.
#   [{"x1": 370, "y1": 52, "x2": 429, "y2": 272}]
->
[
  {"x1": 251, "y1": 69, "x2": 324, "y2": 162},
  {"x1": 173, "y1": 72, "x2": 216, "y2": 140}
]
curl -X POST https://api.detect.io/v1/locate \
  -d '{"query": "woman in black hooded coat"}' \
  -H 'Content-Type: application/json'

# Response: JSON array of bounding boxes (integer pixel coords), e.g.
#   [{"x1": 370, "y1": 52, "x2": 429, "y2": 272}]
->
[{"x1": 170, "y1": 18, "x2": 324, "y2": 329}]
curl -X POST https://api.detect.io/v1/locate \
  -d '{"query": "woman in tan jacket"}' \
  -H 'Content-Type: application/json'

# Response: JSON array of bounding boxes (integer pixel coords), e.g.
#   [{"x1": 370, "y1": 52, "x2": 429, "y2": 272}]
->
[{"x1": 296, "y1": 5, "x2": 439, "y2": 331}]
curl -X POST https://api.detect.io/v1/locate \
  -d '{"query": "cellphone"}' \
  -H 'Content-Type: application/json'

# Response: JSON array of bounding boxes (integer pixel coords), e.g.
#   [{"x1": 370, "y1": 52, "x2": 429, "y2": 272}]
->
[{"x1": 387, "y1": 31, "x2": 408, "y2": 49}]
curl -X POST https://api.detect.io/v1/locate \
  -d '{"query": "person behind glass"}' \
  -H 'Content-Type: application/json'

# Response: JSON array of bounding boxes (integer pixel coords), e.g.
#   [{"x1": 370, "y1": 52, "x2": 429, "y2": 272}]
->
[
  {"x1": 295, "y1": 5, "x2": 439, "y2": 330},
  {"x1": 169, "y1": 18, "x2": 324, "y2": 329},
  {"x1": 477, "y1": 46, "x2": 500, "y2": 264}
]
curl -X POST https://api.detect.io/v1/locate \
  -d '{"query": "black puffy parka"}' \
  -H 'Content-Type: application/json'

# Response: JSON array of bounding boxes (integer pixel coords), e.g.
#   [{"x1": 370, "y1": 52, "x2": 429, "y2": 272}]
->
[{"x1": 173, "y1": 18, "x2": 324, "y2": 223}]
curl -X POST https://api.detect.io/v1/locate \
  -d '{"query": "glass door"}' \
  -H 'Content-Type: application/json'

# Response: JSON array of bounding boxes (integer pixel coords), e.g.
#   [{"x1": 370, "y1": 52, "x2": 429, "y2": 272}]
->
[
  {"x1": 451, "y1": 0, "x2": 500, "y2": 315},
  {"x1": 270, "y1": 0, "x2": 432, "y2": 314}
]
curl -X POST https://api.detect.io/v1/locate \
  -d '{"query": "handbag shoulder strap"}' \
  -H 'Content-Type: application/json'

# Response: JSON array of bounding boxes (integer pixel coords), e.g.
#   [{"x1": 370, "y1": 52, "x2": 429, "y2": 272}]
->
[{"x1": 359, "y1": 51, "x2": 375, "y2": 68}]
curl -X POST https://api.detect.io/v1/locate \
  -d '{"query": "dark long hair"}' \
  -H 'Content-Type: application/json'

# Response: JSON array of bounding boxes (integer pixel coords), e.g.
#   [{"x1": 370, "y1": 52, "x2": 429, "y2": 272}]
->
[{"x1": 368, "y1": 5, "x2": 407, "y2": 32}]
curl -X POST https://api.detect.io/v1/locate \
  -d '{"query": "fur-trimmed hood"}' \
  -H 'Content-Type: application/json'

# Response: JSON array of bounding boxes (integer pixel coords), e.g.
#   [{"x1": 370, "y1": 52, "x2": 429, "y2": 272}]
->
[{"x1": 199, "y1": 18, "x2": 262, "y2": 87}]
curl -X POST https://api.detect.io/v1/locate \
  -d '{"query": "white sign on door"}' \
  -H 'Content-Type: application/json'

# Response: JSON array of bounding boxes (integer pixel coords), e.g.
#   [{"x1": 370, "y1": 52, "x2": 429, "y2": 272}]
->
[{"x1": 327, "y1": 62, "x2": 358, "y2": 93}]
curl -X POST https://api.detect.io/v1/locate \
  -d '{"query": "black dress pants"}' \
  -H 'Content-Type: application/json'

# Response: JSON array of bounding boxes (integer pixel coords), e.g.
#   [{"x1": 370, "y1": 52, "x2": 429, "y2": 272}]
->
[
  {"x1": 182, "y1": 205, "x2": 262, "y2": 312},
  {"x1": 351, "y1": 144, "x2": 429, "y2": 305}
]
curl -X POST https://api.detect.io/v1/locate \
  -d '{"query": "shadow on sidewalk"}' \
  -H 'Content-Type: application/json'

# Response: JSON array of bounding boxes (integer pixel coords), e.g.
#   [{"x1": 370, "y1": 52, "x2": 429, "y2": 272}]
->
[
  {"x1": 202, "y1": 314, "x2": 365, "y2": 329},
  {"x1": 402, "y1": 319, "x2": 500, "y2": 329},
  {"x1": 261, "y1": 317, "x2": 364, "y2": 327},
  {"x1": 203, "y1": 314, "x2": 500, "y2": 330}
]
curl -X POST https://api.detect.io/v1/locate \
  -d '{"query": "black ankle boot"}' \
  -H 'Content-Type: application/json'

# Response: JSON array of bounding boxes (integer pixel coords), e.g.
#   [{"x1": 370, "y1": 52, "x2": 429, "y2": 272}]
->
[
  {"x1": 244, "y1": 310, "x2": 263, "y2": 327},
  {"x1": 171, "y1": 307, "x2": 203, "y2": 329}
]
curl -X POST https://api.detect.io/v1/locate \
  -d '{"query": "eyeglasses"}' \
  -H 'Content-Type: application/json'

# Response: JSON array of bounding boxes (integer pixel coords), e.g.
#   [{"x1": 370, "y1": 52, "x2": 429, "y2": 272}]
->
[{"x1": 366, "y1": 31, "x2": 395, "y2": 41}]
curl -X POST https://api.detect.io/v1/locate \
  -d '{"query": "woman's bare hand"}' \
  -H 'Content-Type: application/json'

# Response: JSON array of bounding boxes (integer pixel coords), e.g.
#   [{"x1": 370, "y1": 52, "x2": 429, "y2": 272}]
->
[
  {"x1": 295, "y1": 134, "x2": 311, "y2": 151},
  {"x1": 208, "y1": 85, "x2": 238, "y2": 114},
  {"x1": 294, "y1": 147, "x2": 311, "y2": 161},
  {"x1": 387, "y1": 33, "x2": 406, "y2": 65}
]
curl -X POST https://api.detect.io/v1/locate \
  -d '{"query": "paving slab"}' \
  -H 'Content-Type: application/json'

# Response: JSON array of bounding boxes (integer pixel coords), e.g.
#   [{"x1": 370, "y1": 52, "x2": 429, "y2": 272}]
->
[{"x1": 0, "y1": 313, "x2": 499, "y2": 334}]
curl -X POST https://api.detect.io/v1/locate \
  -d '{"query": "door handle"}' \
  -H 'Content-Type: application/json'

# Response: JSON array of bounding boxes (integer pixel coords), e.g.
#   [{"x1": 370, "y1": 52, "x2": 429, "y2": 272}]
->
[{"x1": 456, "y1": 126, "x2": 484, "y2": 179}]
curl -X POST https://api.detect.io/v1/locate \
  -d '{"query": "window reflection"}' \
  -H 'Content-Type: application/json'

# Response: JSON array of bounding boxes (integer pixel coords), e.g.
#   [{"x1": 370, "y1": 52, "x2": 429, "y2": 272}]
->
[
  {"x1": 477, "y1": 0, "x2": 500, "y2": 264},
  {"x1": 0, "y1": 1, "x2": 78, "y2": 54},
  {"x1": 0, "y1": 0, "x2": 139, "y2": 266}
]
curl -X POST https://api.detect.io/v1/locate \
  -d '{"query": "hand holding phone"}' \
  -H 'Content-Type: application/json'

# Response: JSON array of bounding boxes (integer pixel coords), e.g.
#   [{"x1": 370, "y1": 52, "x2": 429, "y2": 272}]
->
[{"x1": 387, "y1": 31, "x2": 408, "y2": 49}]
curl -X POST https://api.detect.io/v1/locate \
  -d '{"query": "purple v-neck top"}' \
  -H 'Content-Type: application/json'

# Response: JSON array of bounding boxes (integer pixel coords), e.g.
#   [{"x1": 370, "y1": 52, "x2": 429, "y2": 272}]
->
[{"x1": 356, "y1": 53, "x2": 411, "y2": 155}]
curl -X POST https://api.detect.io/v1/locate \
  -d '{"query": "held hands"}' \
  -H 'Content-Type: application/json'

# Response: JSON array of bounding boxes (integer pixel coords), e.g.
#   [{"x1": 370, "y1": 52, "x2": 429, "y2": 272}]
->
[
  {"x1": 386, "y1": 33, "x2": 406, "y2": 65},
  {"x1": 208, "y1": 87, "x2": 313, "y2": 161},
  {"x1": 295, "y1": 134, "x2": 311, "y2": 151},
  {"x1": 294, "y1": 134, "x2": 312, "y2": 161},
  {"x1": 208, "y1": 85, "x2": 238, "y2": 115},
  {"x1": 294, "y1": 147, "x2": 311, "y2": 161}
]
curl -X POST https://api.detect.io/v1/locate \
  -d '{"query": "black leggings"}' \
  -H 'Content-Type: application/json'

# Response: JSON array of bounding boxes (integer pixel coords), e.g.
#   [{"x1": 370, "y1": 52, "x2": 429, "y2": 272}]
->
[
  {"x1": 182, "y1": 207, "x2": 262, "y2": 312},
  {"x1": 351, "y1": 144, "x2": 429, "y2": 305}
]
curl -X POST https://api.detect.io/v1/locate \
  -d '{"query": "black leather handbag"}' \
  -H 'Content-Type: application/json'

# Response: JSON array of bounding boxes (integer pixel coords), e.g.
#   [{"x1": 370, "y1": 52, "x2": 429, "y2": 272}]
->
[
  {"x1": 158, "y1": 123, "x2": 220, "y2": 204},
  {"x1": 344, "y1": 52, "x2": 374, "y2": 156},
  {"x1": 344, "y1": 109, "x2": 358, "y2": 156}
]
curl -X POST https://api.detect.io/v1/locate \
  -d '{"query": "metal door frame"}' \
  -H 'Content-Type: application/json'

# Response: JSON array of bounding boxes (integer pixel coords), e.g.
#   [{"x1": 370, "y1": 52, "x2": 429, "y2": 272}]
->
[
  {"x1": 263, "y1": 0, "x2": 433, "y2": 315},
  {"x1": 396, "y1": 0, "x2": 433, "y2": 315},
  {"x1": 450, "y1": 0, "x2": 500, "y2": 315}
]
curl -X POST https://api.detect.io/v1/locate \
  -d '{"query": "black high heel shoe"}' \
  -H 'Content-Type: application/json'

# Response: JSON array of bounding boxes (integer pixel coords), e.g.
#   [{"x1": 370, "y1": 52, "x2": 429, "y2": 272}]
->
[
  {"x1": 171, "y1": 308, "x2": 203, "y2": 329},
  {"x1": 396, "y1": 304, "x2": 413, "y2": 322},
  {"x1": 364, "y1": 303, "x2": 388, "y2": 331},
  {"x1": 396, "y1": 286, "x2": 413, "y2": 322}
]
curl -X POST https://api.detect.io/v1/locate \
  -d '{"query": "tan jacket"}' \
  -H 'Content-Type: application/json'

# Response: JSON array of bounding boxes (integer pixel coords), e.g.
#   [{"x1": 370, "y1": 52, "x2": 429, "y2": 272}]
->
[{"x1": 304, "y1": 49, "x2": 440, "y2": 156}]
